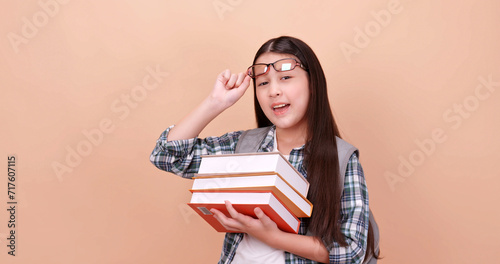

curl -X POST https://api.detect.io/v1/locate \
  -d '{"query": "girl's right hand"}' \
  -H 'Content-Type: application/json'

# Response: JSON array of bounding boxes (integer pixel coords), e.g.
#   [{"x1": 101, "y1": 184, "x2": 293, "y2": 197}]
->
[
  {"x1": 165, "y1": 70, "x2": 251, "y2": 141},
  {"x1": 208, "y1": 69, "x2": 251, "y2": 111}
]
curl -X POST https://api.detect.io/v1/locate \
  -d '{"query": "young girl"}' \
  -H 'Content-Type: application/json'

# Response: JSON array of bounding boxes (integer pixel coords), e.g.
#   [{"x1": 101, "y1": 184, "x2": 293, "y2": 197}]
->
[{"x1": 150, "y1": 36, "x2": 373, "y2": 263}]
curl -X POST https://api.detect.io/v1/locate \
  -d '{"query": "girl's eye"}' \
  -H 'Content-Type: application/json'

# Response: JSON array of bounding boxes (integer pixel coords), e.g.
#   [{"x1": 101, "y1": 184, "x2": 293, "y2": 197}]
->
[
  {"x1": 281, "y1": 76, "x2": 291, "y2": 80},
  {"x1": 258, "y1": 81, "x2": 269, "y2": 86}
]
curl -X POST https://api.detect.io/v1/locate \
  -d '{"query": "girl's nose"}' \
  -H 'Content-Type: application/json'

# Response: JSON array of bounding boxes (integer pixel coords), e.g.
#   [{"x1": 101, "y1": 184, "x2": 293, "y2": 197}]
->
[{"x1": 269, "y1": 82, "x2": 282, "y2": 97}]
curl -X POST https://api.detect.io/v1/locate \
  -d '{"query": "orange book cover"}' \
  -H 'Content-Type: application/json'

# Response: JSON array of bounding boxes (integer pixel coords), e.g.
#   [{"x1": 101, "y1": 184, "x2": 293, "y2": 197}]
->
[
  {"x1": 188, "y1": 192, "x2": 300, "y2": 234},
  {"x1": 190, "y1": 174, "x2": 313, "y2": 217}
]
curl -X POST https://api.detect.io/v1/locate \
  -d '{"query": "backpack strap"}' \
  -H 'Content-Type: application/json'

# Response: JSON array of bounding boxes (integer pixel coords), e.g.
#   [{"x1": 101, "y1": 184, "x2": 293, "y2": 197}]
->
[
  {"x1": 336, "y1": 137, "x2": 379, "y2": 263},
  {"x1": 337, "y1": 137, "x2": 380, "y2": 264},
  {"x1": 335, "y1": 137, "x2": 359, "y2": 188},
  {"x1": 234, "y1": 126, "x2": 272, "y2": 153}
]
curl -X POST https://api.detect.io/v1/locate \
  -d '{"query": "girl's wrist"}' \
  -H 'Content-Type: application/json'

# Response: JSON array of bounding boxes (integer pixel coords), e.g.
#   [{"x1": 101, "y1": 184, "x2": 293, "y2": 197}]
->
[
  {"x1": 203, "y1": 96, "x2": 229, "y2": 115},
  {"x1": 262, "y1": 228, "x2": 286, "y2": 250}
]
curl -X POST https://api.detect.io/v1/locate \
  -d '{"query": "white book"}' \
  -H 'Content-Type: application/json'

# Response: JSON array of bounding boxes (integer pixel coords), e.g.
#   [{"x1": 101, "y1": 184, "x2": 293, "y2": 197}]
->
[
  {"x1": 197, "y1": 152, "x2": 309, "y2": 197},
  {"x1": 191, "y1": 174, "x2": 313, "y2": 217}
]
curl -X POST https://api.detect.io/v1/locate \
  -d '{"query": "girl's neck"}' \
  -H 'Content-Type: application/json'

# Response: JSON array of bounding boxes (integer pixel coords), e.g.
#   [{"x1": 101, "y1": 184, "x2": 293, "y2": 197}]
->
[{"x1": 275, "y1": 125, "x2": 307, "y2": 154}]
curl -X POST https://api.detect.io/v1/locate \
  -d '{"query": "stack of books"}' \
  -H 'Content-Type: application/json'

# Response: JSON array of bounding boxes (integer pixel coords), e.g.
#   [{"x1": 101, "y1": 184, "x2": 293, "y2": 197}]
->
[{"x1": 187, "y1": 152, "x2": 312, "y2": 234}]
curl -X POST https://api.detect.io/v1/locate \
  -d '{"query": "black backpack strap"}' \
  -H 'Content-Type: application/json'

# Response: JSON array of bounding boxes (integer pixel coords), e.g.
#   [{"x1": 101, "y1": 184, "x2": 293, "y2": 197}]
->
[{"x1": 234, "y1": 127, "x2": 272, "y2": 153}]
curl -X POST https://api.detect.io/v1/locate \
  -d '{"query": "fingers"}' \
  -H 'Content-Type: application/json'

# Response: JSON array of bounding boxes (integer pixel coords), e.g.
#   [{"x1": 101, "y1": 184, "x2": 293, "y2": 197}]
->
[
  {"x1": 254, "y1": 207, "x2": 273, "y2": 225},
  {"x1": 225, "y1": 200, "x2": 236, "y2": 218},
  {"x1": 222, "y1": 69, "x2": 230, "y2": 80},
  {"x1": 211, "y1": 202, "x2": 252, "y2": 232},
  {"x1": 239, "y1": 75, "x2": 251, "y2": 90},
  {"x1": 235, "y1": 72, "x2": 246, "y2": 87},
  {"x1": 225, "y1": 73, "x2": 238, "y2": 89},
  {"x1": 211, "y1": 202, "x2": 279, "y2": 238},
  {"x1": 229, "y1": 75, "x2": 251, "y2": 99},
  {"x1": 234, "y1": 74, "x2": 251, "y2": 93},
  {"x1": 210, "y1": 208, "x2": 242, "y2": 232},
  {"x1": 210, "y1": 201, "x2": 254, "y2": 232},
  {"x1": 219, "y1": 70, "x2": 250, "y2": 90},
  {"x1": 217, "y1": 69, "x2": 231, "y2": 86}
]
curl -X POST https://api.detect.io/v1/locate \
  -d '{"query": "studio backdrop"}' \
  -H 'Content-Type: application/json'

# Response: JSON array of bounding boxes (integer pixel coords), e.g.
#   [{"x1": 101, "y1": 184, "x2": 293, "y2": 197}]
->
[{"x1": 1, "y1": 0, "x2": 499, "y2": 263}]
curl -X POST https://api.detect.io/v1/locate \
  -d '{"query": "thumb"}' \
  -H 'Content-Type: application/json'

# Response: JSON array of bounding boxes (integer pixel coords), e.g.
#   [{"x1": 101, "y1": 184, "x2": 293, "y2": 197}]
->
[
  {"x1": 254, "y1": 207, "x2": 273, "y2": 225},
  {"x1": 227, "y1": 75, "x2": 251, "y2": 103},
  {"x1": 216, "y1": 69, "x2": 231, "y2": 85},
  {"x1": 241, "y1": 75, "x2": 251, "y2": 89},
  {"x1": 234, "y1": 75, "x2": 251, "y2": 93}
]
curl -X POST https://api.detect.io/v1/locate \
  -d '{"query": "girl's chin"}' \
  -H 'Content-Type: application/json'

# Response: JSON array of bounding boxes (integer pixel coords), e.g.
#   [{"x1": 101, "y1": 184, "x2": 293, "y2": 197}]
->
[
  {"x1": 270, "y1": 117, "x2": 308, "y2": 131},
  {"x1": 271, "y1": 120, "x2": 300, "y2": 130}
]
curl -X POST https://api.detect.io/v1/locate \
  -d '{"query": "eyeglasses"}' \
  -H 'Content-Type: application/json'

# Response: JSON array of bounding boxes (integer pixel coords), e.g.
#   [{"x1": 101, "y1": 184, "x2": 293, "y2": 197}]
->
[{"x1": 247, "y1": 58, "x2": 306, "y2": 78}]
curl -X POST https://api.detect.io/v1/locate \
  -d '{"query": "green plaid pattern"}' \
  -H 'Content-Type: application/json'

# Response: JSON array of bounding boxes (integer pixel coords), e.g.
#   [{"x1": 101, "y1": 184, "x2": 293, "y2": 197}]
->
[{"x1": 150, "y1": 125, "x2": 369, "y2": 263}]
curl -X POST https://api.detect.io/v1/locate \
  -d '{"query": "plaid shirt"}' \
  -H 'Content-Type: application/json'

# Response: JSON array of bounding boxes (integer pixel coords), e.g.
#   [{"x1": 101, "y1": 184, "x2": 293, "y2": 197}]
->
[{"x1": 150, "y1": 125, "x2": 369, "y2": 264}]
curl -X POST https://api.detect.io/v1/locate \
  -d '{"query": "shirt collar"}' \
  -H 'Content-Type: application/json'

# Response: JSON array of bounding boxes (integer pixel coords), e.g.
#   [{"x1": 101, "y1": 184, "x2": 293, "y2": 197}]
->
[
  {"x1": 260, "y1": 125, "x2": 275, "y2": 152},
  {"x1": 262, "y1": 125, "x2": 306, "y2": 153}
]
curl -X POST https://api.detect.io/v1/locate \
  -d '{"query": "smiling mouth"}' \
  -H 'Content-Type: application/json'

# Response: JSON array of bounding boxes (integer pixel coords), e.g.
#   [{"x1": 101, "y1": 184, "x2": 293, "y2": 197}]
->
[{"x1": 272, "y1": 104, "x2": 290, "y2": 115}]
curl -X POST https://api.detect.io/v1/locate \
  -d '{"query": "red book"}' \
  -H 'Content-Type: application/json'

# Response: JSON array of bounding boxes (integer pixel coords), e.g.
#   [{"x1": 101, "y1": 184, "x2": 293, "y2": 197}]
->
[
  {"x1": 188, "y1": 191, "x2": 300, "y2": 234},
  {"x1": 190, "y1": 174, "x2": 313, "y2": 217}
]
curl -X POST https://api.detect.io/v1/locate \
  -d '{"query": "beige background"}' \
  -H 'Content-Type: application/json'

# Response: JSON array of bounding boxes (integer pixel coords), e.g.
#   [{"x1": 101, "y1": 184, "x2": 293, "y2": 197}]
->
[{"x1": 1, "y1": 0, "x2": 499, "y2": 263}]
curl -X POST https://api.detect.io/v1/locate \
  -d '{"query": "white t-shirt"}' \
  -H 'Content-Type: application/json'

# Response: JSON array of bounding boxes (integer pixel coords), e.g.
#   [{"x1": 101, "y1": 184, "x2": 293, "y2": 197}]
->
[
  {"x1": 232, "y1": 130, "x2": 287, "y2": 264},
  {"x1": 232, "y1": 234, "x2": 285, "y2": 263}
]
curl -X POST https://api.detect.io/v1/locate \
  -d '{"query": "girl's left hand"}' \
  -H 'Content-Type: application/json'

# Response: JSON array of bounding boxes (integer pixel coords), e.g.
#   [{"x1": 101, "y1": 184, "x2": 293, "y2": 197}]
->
[{"x1": 210, "y1": 201, "x2": 282, "y2": 246}]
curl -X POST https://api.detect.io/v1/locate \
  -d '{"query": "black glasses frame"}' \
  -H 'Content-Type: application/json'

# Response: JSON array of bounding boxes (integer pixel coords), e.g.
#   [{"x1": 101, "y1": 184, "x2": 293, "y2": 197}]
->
[{"x1": 247, "y1": 58, "x2": 307, "y2": 78}]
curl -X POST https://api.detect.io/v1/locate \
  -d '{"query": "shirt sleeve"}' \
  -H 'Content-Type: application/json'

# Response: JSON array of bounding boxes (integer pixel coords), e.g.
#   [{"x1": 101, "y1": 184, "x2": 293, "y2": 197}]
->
[
  {"x1": 328, "y1": 153, "x2": 369, "y2": 264},
  {"x1": 149, "y1": 125, "x2": 243, "y2": 178}
]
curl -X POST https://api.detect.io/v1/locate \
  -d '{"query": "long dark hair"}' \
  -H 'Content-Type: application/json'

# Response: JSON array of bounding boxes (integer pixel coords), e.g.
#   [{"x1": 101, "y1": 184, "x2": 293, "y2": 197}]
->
[{"x1": 252, "y1": 36, "x2": 379, "y2": 259}]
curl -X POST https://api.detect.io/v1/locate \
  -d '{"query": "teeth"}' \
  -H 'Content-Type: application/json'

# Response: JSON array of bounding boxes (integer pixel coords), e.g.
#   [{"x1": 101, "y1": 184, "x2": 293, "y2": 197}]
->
[{"x1": 273, "y1": 104, "x2": 287, "y2": 109}]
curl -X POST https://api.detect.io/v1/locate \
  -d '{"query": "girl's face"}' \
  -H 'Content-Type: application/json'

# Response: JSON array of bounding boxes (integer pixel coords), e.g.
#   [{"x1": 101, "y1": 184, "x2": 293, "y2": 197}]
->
[{"x1": 254, "y1": 52, "x2": 310, "y2": 132}]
